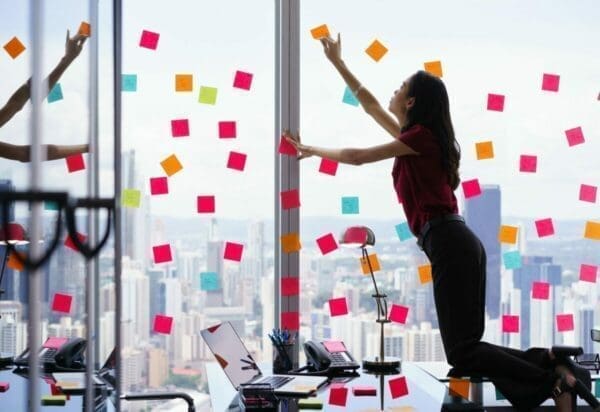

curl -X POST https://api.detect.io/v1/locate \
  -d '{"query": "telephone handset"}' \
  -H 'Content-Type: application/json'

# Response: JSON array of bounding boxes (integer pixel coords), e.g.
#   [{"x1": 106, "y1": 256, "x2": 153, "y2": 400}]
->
[
  {"x1": 14, "y1": 337, "x2": 86, "y2": 372},
  {"x1": 303, "y1": 340, "x2": 360, "y2": 373}
]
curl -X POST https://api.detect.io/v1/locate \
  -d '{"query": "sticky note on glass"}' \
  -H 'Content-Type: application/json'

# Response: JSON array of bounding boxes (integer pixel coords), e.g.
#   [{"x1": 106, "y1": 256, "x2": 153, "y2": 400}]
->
[
  {"x1": 579, "y1": 184, "x2": 597, "y2": 203},
  {"x1": 227, "y1": 151, "x2": 247, "y2": 171},
  {"x1": 352, "y1": 385, "x2": 376, "y2": 396},
  {"x1": 461, "y1": 178, "x2": 481, "y2": 199},
  {"x1": 342, "y1": 86, "x2": 359, "y2": 106},
  {"x1": 449, "y1": 378, "x2": 470, "y2": 399},
  {"x1": 0, "y1": 382, "x2": 9, "y2": 392},
  {"x1": 218, "y1": 121, "x2": 237, "y2": 138},
  {"x1": 328, "y1": 386, "x2": 348, "y2": 406},
  {"x1": 365, "y1": 39, "x2": 388, "y2": 62},
  {"x1": 395, "y1": 222, "x2": 413, "y2": 241},
  {"x1": 487, "y1": 93, "x2": 505, "y2": 111},
  {"x1": 175, "y1": 74, "x2": 193, "y2": 92},
  {"x1": 360, "y1": 253, "x2": 380, "y2": 274},
  {"x1": 278, "y1": 135, "x2": 298, "y2": 156},
  {"x1": 171, "y1": 119, "x2": 189, "y2": 137},
  {"x1": 65, "y1": 153, "x2": 85, "y2": 172},
  {"x1": 531, "y1": 281, "x2": 550, "y2": 299},
  {"x1": 281, "y1": 277, "x2": 299, "y2": 296},
  {"x1": 584, "y1": 221, "x2": 600, "y2": 240},
  {"x1": 535, "y1": 218, "x2": 554, "y2": 237},
  {"x1": 153, "y1": 314, "x2": 173, "y2": 334},
  {"x1": 281, "y1": 232, "x2": 301, "y2": 253},
  {"x1": 150, "y1": 177, "x2": 168, "y2": 195},
  {"x1": 502, "y1": 315, "x2": 519, "y2": 333},
  {"x1": 541, "y1": 73, "x2": 560, "y2": 92},
  {"x1": 78, "y1": 21, "x2": 91, "y2": 37},
  {"x1": 556, "y1": 314, "x2": 574, "y2": 332},
  {"x1": 47, "y1": 83, "x2": 63, "y2": 103},
  {"x1": 197, "y1": 195, "x2": 215, "y2": 213},
  {"x1": 323, "y1": 341, "x2": 346, "y2": 353},
  {"x1": 310, "y1": 24, "x2": 330, "y2": 39},
  {"x1": 200, "y1": 272, "x2": 219, "y2": 291},
  {"x1": 475, "y1": 141, "x2": 494, "y2": 160},
  {"x1": 503, "y1": 250, "x2": 522, "y2": 270},
  {"x1": 198, "y1": 86, "x2": 218, "y2": 105},
  {"x1": 233, "y1": 70, "x2": 253, "y2": 90},
  {"x1": 319, "y1": 158, "x2": 338, "y2": 175},
  {"x1": 298, "y1": 398, "x2": 323, "y2": 409},
  {"x1": 580, "y1": 264, "x2": 597, "y2": 283},
  {"x1": 64, "y1": 232, "x2": 87, "y2": 251},
  {"x1": 161, "y1": 154, "x2": 183, "y2": 177},
  {"x1": 139, "y1": 30, "x2": 160, "y2": 50},
  {"x1": 328, "y1": 297, "x2": 348, "y2": 316},
  {"x1": 418, "y1": 264, "x2": 432, "y2": 284},
  {"x1": 52, "y1": 293, "x2": 73, "y2": 313},
  {"x1": 281, "y1": 311, "x2": 299, "y2": 330},
  {"x1": 41, "y1": 395, "x2": 67, "y2": 406},
  {"x1": 498, "y1": 225, "x2": 518, "y2": 244},
  {"x1": 121, "y1": 188, "x2": 141, "y2": 208},
  {"x1": 122, "y1": 74, "x2": 137, "y2": 92},
  {"x1": 316, "y1": 233, "x2": 338, "y2": 255},
  {"x1": 224, "y1": 241, "x2": 244, "y2": 261},
  {"x1": 7, "y1": 251, "x2": 24, "y2": 271},
  {"x1": 281, "y1": 189, "x2": 301, "y2": 210},
  {"x1": 519, "y1": 155, "x2": 537, "y2": 173},
  {"x1": 4, "y1": 36, "x2": 26, "y2": 59},
  {"x1": 565, "y1": 126, "x2": 585, "y2": 147},
  {"x1": 341, "y1": 196, "x2": 359, "y2": 214},
  {"x1": 389, "y1": 376, "x2": 408, "y2": 398},
  {"x1": 389, "y1": 304, "x2": 409, "y2": 324},
  {"x1": 423, "y1": 60, "x2": 443, "y2": 77},
  {"x1": 152, "y1": 244, "x2": 172, "y2": 264}
]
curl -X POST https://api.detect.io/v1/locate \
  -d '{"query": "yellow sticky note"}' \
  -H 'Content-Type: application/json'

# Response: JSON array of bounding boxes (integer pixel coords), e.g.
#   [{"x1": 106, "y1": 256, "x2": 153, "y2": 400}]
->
[
  {"x1": 365, "y1": 39, "x2": 388, "y2": 62},
  {"x1": 475, "y1": 141, "x2": 494, "y2": 160},
  {"x1": 160, "y1": 154, "x2": 183, "y2": 177},
  {"x1": 584, "y1": 221, "x2": 600, "y2": 240},
  {"x1": 418, "y1": 264, "x2": 432, "y2": 284},
  {"x1": 310, "y1": 24, "x2": 330, "y2": 40},
  {"x1": 498, "y1": 225, "x2": 518, "y2": 244},
  {"x1": 281, "y1": 233, "x2": 301, "y2": 253},
  {"x1": 449, "y1": 378, "x2": 470, "y2": 399},
  {"x1": 360, "y1": 253, "x2": 381, "y2": 274},
  {"x1": 423, "y1": 60, "x2": 443, "y2": 77},
  {"x1": 7, "y1": 251, "x2": 25, "y2": 271},
  {"x1": 3, "y1": 36, "x2": 26, "y2": 59},
  {"x1": 78, "y1": 21, "x2": 91, "y2": 37},
  {"x1": 175, "y1": 74, "x2": 193, "y2": 92},
  {"x1": 122, "y1": 188, "x2": 141, "y2": 208}
]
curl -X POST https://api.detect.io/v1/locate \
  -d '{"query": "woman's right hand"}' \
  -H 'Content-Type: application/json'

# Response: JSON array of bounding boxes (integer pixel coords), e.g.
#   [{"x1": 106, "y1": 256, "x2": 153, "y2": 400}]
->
[{"x1": 320, "y1": 33, "x2": 343, "y2": 66}]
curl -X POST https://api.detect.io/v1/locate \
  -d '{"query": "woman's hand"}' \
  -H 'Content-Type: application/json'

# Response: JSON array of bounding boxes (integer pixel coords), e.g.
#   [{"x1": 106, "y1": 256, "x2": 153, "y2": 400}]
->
[
  {"x1": 283, "y1": 129, "x2": 313, "y2": 160},
  {"x1": 320, "y1": 33, "x2": 343, "y2": 66},
  {"x1": 64, "y1": 30, "x2": 87, "y2": 62}
]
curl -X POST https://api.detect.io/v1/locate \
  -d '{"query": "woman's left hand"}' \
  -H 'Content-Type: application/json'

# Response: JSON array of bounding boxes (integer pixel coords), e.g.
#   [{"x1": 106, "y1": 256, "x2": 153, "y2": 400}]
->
[{"x1": 283, "y1": 129, "x2": 313, "y2": 160}]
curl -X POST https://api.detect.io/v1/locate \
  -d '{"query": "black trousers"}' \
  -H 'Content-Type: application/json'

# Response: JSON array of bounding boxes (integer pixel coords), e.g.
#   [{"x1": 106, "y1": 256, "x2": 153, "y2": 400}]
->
[{"x1": 422, "y1": 220, "x2": 559, "y2": 411}]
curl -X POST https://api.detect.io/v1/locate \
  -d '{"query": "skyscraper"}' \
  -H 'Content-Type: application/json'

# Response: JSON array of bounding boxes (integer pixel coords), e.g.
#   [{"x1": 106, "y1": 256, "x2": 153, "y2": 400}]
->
[{"x1": 0, "y1": 179, "x2": 16, "y2": 302}]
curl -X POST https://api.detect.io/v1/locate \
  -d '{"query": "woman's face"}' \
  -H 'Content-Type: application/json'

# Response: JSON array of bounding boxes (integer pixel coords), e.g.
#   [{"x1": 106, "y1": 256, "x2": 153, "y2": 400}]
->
[{"x1": 389, "y1": 75, "x2": 415, "y2": 124}]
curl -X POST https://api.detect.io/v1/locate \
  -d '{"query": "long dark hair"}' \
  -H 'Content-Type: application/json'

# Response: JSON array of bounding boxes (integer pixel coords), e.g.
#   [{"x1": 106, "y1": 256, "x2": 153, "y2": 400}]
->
[{"x1": 401, "y1": 70, "x2": 461, "y2": 190}]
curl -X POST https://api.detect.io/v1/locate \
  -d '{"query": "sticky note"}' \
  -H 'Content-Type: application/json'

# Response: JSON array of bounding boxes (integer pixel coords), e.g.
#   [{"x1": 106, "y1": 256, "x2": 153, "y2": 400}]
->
[
  {"x1": 503, "y1": 250, "x2": 522, "y2": 270},
  {"x1": 281, "y1": 189, "x2": 301, "y2": 210},
  {"x1": 584, "y1": 221, "x2": 600, "y2": 240},
  {"x1": 153, "y1": 314, "x2": 173, "y2": 334},
  {"x1": 227, "y1": 151, "x2": 247, "y2": 171},
  {"x1": 7, "y1": 251, "x2": 24, "y2": 271},
  {"x1": 462, "y1": 178, "x2": 482, "y2": 199},
  {"x1": 596, "y1": 381, "x2": 600, "y2": 398},
  {"x1": 175, "y1": 74, "x2": 193, "y2": 92},
  {"x1": 197, "y1": 195, "x2": 215, "y2": 213},
  {"x1": 495, "y1": 387, "x2": 506, "y2": 400},
  {"x1": 579, "y1": 184, "x2": 597, "y2": 203},
  {"x1": 121, "y1": 73, "x2": 137, "y2": 92},
  {"x1": 389, "y1": 376, "x2": 409, "y2": 398},
  {"x1": 47, "y1": 83, "x2": 63, "y2": 103},
  {"x1": 64, "y1": 232, "x2": 87, "y2": 251},
  {"x1": 65, "y1": 153, "x2": 85, "y2": 172},
  {"x1": 365, "y1": 39, "x2": 388, "y2": 62},
  {"x1": 152, "y1": 244, "x2": 172, "y2": 264},
  {"x1": 298, "y1": 398, "x2": 323, "y2": 409},
  {"x1": 281, "y1": 277, "x2": 299, "y2": 296},
  {"x1": 139, "y1": 30, "x2": 160, "y2": 49},
  {"x1": 532, "y1": 281, "x2": 550, "y2": 300},
  {"x1": 519, "y1": 154, "x2": 537, "y2": 173},
  {"x1": 52, "y1": 293, "x2": 73, "y2": 313},
  {"x1": 78, "y1": 21, "x2": 91, "y2": 37},
  {"x1": 200, "y1": 272, "x2": 219, "y2": 291},
  {"x1": 418, "y1": 264, "x2": 432, "y2": 284},
  {"x1": 218, "y1": 121, "x2": 237, "y2": 138},
  {"x1": 342, "y1": 86, "x2": 359, "y2": 106},
  {"x1": 281, "y1": 311, "x2": 299, "y2": 330},
  {"x1": 389, "y1": 304, "x2": 409, "y2": 324},
  {"x1": 310, "y1": 24, "x2": 330, "y2": 39},
  {"x1": 565, "y1": 126, "x2": 585, "y2": 147},
  {"x1": 121, "y1": 189, "x2": 141, "y2": 208},
  {"x1": 360, "y1": 253, "x2": 381, "y2": 274},
  {"x1": 161, "y1": 154, "x2": 183, "y2": 177},
  {"x1": 198, "y1": 86, "x2": 218, "y2": 105},
  {"x1": 319, "y1": 158, "x2": 338, "y2": 175},
  {"x1": 580, "y1": 264, "x2": 597, "y2": 283},
  {"x1": 150, "y1": 177, "x2": 168, "y2": 195},
  {"x1": 542, "y1": 73, "x2": 560, "y2": 92},
  {"x1": 278, "y1": 136, "x2": 298, "y2": 156},
  {"x1": 41, "y1": 395, "x2": 67, "y2": 406},
  {"x1": 224, "y1": 241, "x2": 244, "y2": 261},
  {"x1": 0, "y1": 382, "x2": 9, "y2": 392},
  {"x1": 449, "y1": 378, "x2": 470, "y2": 399},
  {"x1": 44, "y1": 200, "x2": 60, "y2": 211},
  {"x1": 323, "y1": 341, "x2": 346, "y2": 353},
  {"x1": 4, "y1": 36, "x2": 26, "y2": 59},
  {"x1": 316, "y1": 233, "x2": 338, "y2": 255},
  {"x1": 556, "y1": 314, "x2": 574, "y2": 332},
  {"x1": 498, "y1": 225, "x2": 518, "y2": 244},
  {"x1": 171, "y1": 119, "x2": 189, "y2": 137},
  {"x1": 233, "y1": 70, "x2": 253, "y2": 90},
  {"x1": 535, "y1": 218, "x2": 554, "y2": 237},
  {"x1": 352, "y1": 386, "x2": 376, "y2": 396},
  {"x1": 328, "y1": 386, "x2": 348, "y2": 406},
  {"x1": 328, "y1": 297, "x2": 348, "y2": 316},
  {"x1": 341, "y1": 196, "x2": 359, "y2": 214},
  {"x1": 423, "y1": 60, "x2": 443, "y2": 77},
  {"x1": 487, "y1": 93, "x2": 505, "y2": 111},
  {"x1": 395, "y1": 222, "x2": 413, "y2": 241},
  {"x1": 502, "y1": 315, "x2": 519, "y2": 333},
  {"x1": 475, "y1": 141, "x2": 494, "y2": 160},
  {"x1": 44, "y1": 337, "x2": 68, "y2": 349},
  {"x1": 281, "y1": 233, "x2": 301, "y2": 253}
]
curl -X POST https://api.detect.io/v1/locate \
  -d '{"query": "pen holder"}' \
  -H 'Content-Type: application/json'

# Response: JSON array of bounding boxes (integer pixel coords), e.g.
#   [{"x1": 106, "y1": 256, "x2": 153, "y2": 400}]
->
[{"x1": 273, "y1": 343, "x2": 294, "y2": 374}]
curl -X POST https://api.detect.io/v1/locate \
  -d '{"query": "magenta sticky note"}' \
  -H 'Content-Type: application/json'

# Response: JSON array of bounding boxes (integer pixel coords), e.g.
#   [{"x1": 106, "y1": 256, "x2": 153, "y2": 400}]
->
[
  {"x1": 197, "y1": 195, "x2": 215, "y2": 213},
  {"x1": 580, "y1": 264, "x2": 598, "y2": 283},
  {"x1": 171, "y1": 119, "x2": 189, "y2": 137},
  {"x1": 556, "y1": 314, "x2": 574, "y2": 332},
  {"x1": 281, "y1": 277, "x2": 299, "y2": 296},
  {"x1": 389, "y1": 376, "x2": 409, "y2": 398},
  {"x1": 316, "y1": 233, "x2": 338, "y2": 255},
  {"x1": 223, "y1": 241, "x2": 244, "y2": 261},
  {"x1": 487, "y1": 93, "x2": 505, "y2": 111},
  {"x1": 328, "y1": 386, "x2": 348, "y2": 406},
  {"x1": 462, "y1": 178, "x2": 482, "y2": 199},
  {"x1": 389, "y1": 304, "x2": 409, "y2": 324},
  {"x1": 535, "y1": 218, "x2": 554, "y2": 237},
  {"x1": 323, "y1": 341, "x2": 346, "y2": 353},
  {"x1": 233, "y1": 70, "x2": 253, "y2": 90},
  {"x1": 328, "y1": 297, "x2": 348, "y2": 317},
  {"x1": 227, "y1": 151, "x2": 247, "y2": 171},
  {"x1": 218, "y1": 121, "x2": 237, "y2": 138},
  {"x1": 43, "y1": 337, "x2": 69, "y2": 349},
  {"x1": 64, "y1": 232, "x2": 87, "y2": 251},
  {"x1": 319, "y1": 158, "x2": 338, "y2": 175},
  {"x1": 531, "y1": 281, "x2": 550, "y2": 300},
  {"x1": 278, "y1": 136, "x2": 298, "y2": 156},
  {"x1": 352, "y1": 386, "x2": 376, "y2": 396},
  {"x1": 66, "y1": 154, "x2": 85, "y2": 173},
  {"x1": 579, "y1": 184, "x2": 597, "y2": 203},
  {"x1": 150, "y1": 177, "x2": 169, "y2": 195},
  {"x1": 0, "y1": 382, "x2": 9, "y2": 392},
  {"x1": 280, "y1": 189, "x2": 301, "y2": 210},
  {"x1": 519, "y1": 155, "x2": 537, "y2": 173},
  {"x1": 139, "y1": 30, "x2": 160, "y2": 50},
  {"x1": 541, "y1": 73, "x2": 560, "y2": 92},
  {"x1": 152, "y1": 244, "x2": 172, "y2": 264},
  {"x1": 52, "y1": 293, "x2": 73, "y2": 313},
  {"x1": 565, "y1": 126, "x2": 585, "y2": 146},
  {"x1": 281, "y1": 311, "x2": 299, "y2": 330},
  {"x1": 502, "y1": 315, "x2": 519, "y2": 333},
  {"x1": 153, "y1": 314, "x2": 173, "y2": 334}
]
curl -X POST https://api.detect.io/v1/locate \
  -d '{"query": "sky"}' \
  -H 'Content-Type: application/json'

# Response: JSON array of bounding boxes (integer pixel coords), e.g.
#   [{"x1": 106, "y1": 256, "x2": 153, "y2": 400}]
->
[{"x1": 1, "y1": 0, "x2": 599, "y2": 222}]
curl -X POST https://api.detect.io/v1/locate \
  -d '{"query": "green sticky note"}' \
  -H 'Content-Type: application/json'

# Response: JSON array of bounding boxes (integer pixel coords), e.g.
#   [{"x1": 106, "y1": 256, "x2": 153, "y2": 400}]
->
[
  {"x1": 122, "y1": 74, "x2": 137, "y2": 92},
  {"x1": 41, "y1": 395, "x2": 67, "y2": 405},
  {"x1": 200, "y1": 272, "x2": 219, "y2": 291},
  {"x1": 503, "y1": 250, "x2": 522, "y2": 270},
  {"x1": 595, "y1": 381, "x2": 600, "y2": 398},
  {"x1": 122, "y1": 188, "x2": 141, "y2": 208},
  {"x1": 342, "y1": 86, "x2": 359, "y2": 106},
  {"x1": 47, "y1": 83, "x2": 63, "y2": 103},
  {"x1": 44, "y1": 200, "x2": 60, "y2": 211},
  {"x1": 298, "y1": 398, "x2": 323, "y2": 409},
  {"x1": 198, "y1": 86, "x2": 218, "y2": 105},
  {"x1": 395, "y1": 222, "x2": 413, "y2": 241},
  {"x1": 341, "y1": 196, "x2": 359, "y2": 214}
]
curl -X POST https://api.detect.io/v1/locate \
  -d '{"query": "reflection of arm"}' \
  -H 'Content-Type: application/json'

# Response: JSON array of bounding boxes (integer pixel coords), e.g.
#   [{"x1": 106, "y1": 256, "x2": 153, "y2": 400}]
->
[{"x1": 0, "y1": 141, "x2": 88, "y2": 162}]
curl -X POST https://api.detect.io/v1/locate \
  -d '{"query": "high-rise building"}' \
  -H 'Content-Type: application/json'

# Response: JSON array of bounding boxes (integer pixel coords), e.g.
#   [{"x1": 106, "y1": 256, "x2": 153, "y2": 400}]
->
[
  {"x1": 148, "y1": 347, "x2": 169, "y2": 388},
  {"x1": 579, "y1": 307, "x2": 595, "y2": 353},
  {"x1": 122, "y1": 267, "x2": 150, "y2": 344},
  {"x1": 122, "y1": 150, "x2": 150, "y2": 263},
  {"x1": 0, "y1": 179, "x2": 17, "y2": 302},
  {"x1": 205, "y1": 241, "x2": 224, "y2": 307}
]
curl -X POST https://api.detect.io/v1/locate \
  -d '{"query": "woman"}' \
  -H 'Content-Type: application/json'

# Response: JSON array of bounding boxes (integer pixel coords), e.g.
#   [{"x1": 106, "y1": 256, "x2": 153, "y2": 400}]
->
[{"x1": 284, "y1": 33, "x2": 595, "y2": 411}]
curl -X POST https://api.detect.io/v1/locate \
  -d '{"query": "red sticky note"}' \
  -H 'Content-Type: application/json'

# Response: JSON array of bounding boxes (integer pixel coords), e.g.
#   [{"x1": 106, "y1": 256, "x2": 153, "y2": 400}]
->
[
  {"x1": 462, "y1": 178, "x2": 482, "y2": 199},
  {"x1": 389, "y1": 376, "x2": 409, "y2": 398},
  {"x1": 579, "y1": 184, "x2": 597, "y2": 203},
  {"x1": 328, "y1": 386, "x2": 348, "y2": 406},
  {"x1": 227, "y1": 151, "x2": 247, "y2": 171},
  {"x1": 152, "y1": 244, "x2": 172, "y2": 264},
  {"x1": 319, "y1": 158, "x2": 338, "y2": 175},
  {"x1": 519, "y1": 155, "x2": 537, "y2": 173},
  {"x1": 233, "y1": 70, "x2": 253, "y2": 90},
  {"x1": 316, "y1": 233, "x2": 338, "y2": 255},
  {"x1": 487, "y1": 93, "x2": 505, "y2": 111},
  {"x1": 565, "y1": 126, "x2": 585, "y2": 147},
  {"x1": 541, "y1": 73, "x2": 560, "y2": 92},
  {"x1": 52, "y1": 293, "x2": 73, "y2": 313},
  {"x1": 43, "y1": 337, "x2": 69, "y2": 349},
  {"x1": 0, "y1": 382, "x2": 9, "y2": 392},
  {"x1": 150, "y1": 177, "x2": 169, "y2": 195},
  {"x1": 535, "y1": 218, "x2": 554, "y2": 237},
  {"x1": 278, "y1": 136, "x2": 298, "y2": 156},
  {"x1": 153, "y1": 314, "x2": 173, "y2": 334},
  {"x1": 280, "y1": 189, "x2": 301, "y2": 210},
  {"x1": 580, "y1": 264, "x2": 597, "y2": 283},
  {"x1": 352, "y1": 386, "x2": 376, "y2": 396},
  {"x1": 224, "y1": 241, "x2": 244, "y2": 261},
  {"x1": 556, "y1": 314, "x2": 574, "y2": 332},
  {"x1": 389, "y1": 304, "x2": 409, "y2": 324},
  {"x1": 218, "y1": 121, "x2": 237, "y2": 138},
  {"x1": 139, "y1": 30, "x2": 160, "y2": 50},
  {"x1": 323, "y1": 341, "x2": 346, "y2": 353},
  {"x1": 64, "y1": 232, "x2": 87, "y2": 251},
  {"x1": 281, "y1": 277, "x2": 299, "y2": 296},
  {"x1": 502, "y1": 315, "x2": 519, "y2": 333},
  {"x1": 281, "y1": 311, "x2": 299, "y2": 330},
  {"x1": 197, "y1": 195, "x2": 215, "y2": 213},
  {"x1": 328, "y1": 297, "x2": 348, "y2": 317},
  {"x1": 66, "y1": 154, "x2": 85, "y2": 173},
  {"x1": 171, "y1": 119, "x2": 189, "y2": 137},
  {"x1": 531, "y1": 281, "x2": 550, "y2": 300}
]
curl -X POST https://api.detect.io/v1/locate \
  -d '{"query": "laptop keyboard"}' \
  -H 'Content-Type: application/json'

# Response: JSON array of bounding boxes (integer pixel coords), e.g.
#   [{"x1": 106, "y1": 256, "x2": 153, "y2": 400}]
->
[{"x1": 258, "y1": 375, "x2": 293, "y2": 388}]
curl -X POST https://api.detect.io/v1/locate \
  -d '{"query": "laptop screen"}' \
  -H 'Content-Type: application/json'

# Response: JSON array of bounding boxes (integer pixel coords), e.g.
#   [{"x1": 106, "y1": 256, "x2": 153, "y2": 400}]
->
[{"x1": 200, "y1": 322, "x2": 262, "y2": 389}]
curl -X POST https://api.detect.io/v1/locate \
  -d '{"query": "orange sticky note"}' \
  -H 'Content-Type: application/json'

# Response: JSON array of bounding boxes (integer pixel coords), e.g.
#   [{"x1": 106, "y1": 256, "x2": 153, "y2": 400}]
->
[
  {"x1": 584, "y1": 221, "x2": 600, "y2": 240},
  {"x1": 160, "y1": 154, "x2": 183, "y2": 177},
  {"x1": 78, "y1": 22, "x2": 91, "y2": 37},
  {"x1": 475, "y1": 141, "x2": 494, "y2": 160},
  {"x1": 7, "y1": 251, "x2": 25, "y2": 271},
  {"x1": 3, "y1": 36, "x2": 26, "y2": 59},
  {"x1": 360, "y1": 253, "x2": 380, "y2": 274},
  {"x1": 365, "y1": 39, "x2": 388, "y2": 62},
  {"x1": 418, "y1": 264, "x2": 432, "y2": 284},
  {"x1": 449, "y1": 378, "x2": 470, "y2": 399},
  {"x1": 498, "y1": 225, "x2": 518, "y2": 244},
  {"x1": 310, "y1": 24, "x2": 330, "y2": 39},
  {"x1": 175, "y1": 74, "x2": 193, "y2": 92},
  {"x1": 423, "y1": 60, "x2": 443, "y2": 77},
  {"x1": 281, "y1": 233, "x2": 301, "y2": 253}
]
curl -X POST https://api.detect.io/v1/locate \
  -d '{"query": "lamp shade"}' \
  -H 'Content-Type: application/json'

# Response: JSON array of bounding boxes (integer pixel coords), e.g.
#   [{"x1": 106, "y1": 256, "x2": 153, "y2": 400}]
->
[
  {"x1": 0, "y1": 222, "x2": 28, "y2": 245},
  {"x1": 339, "y1": 226, "x2": 375, "y2": 248}
]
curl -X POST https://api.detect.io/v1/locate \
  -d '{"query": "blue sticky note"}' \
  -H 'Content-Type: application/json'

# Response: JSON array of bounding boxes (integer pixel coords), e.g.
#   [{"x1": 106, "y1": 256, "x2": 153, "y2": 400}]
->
[
  {"x1": 200, "y1": 272, "x2": 219, "y2": 291},
  {"x1": 47, "y1": 83, "x2": 63, "y2": 103},
  {"x1": 122, "y1": 74, "x2": 137, "y2": 92},
  {"x1": 495, "y1": 386, "x2": 506, "y2": 400},
  {"x1": 395, "y1": 222, "x2": 413, "y2": 241},
  {"x1": 341, "y1": 196, "x2": 359, "y2": 214},
  {"x1": 342, "y1": 86, "x2": 359, "y2": 106},
  {"x1": 44, "y1": 201, "x2": 59, "y2": 211},
  {"x1": 595, "y1": 381, "x2": 600, "y2": 398},
  {"x1": 503, "y1": 250, "x2": 522, "y2": 270}
]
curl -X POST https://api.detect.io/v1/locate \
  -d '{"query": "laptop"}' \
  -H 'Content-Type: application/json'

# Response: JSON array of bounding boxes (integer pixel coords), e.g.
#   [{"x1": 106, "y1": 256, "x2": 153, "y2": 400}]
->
[
  {"x1": 201, "y1": 322, "x2": 328, "y2": 396},
  {"x1": 51, "y1": 348, "x2": 116, "y2": 394}
]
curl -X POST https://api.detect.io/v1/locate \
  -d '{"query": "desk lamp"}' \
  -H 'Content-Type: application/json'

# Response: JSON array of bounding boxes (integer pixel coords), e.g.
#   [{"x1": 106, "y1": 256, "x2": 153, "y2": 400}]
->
[{"x1": 0, "y1": 222, "x2": 28, "y2": 299}]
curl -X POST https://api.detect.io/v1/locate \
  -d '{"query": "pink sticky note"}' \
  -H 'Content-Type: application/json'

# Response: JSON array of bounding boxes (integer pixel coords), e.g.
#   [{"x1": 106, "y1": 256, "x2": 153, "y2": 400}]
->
[
  {"x1": 43, "y1": 337, "x2": 69, "y2": 349},
  {"x1": 278, "y1": 136, "x2": 298, "y2": 156},
  {"x1": 329, "y1": 386, "x2": 348, "y2": 406},
  {"x1": 139, "y1": 30, "x2": 160, "y2": 50},
  {"x1": 328, "y1": 297, "x2": 348, "y2": 316},
  {"x1": 152, "y1": 244, "x2": 172, "y2": 263},
  {"x1": 171, "y1": 119, "x2": 189, "y2": 137},
  {"x1": 565, "y1": 127, "x2": 585, "y2": 147},
  {"x1": 389, "y1": 304, "x2": 409, "y2": 324},
  {"x1": 153, "y1": 314, "x2": 173, "y2": 334},
  {"x1": 227, "y1": 151, "x2": 247, "y2": 171},
  {"x1": 0, "y1": 382, "x2": 9, "y2": 392},
  {"x1": 579, "y1": 184, "x2": 597, "y2": 203},
  {"x1": 218, "y1": 121, "x2": 237, "y2": 138},
  {"x1": 487, "y1": 93, "x2": 505, "y2": 111},
  {"x1": 197, "y1": 195, "x2": 215, "y2": 213},
  {"x1": 281, "y1": 277, "x2": 299, "y2": 296},
  {"x1": 64, "y1": 232, "x2": 87, "y2": 251},
  {"x1": 66, "y1": 154, "x2": 85, "y2": 173},
  {"x1": 389, "y1": 376, "x2": 409, "y2": 398},
  {"x1": 462, "y1": 178, "x2": 482, "y2": 199},
  {"x1": 541, "y1": 73, "x2": 560, "y2": 92},
  {"x1": 556, "y1": 314, "x2": 574, "y2": 332},
  {"x1": 580, "y1": 264, "x2": 597, "y2": 283},
  {"x1": 535, "y1": 218, "x2": 555, "y2": 237},
  {"x1": 353, "y1": 386, "x2": 376, "y2": 396},
  {"x1": 319, "y1": 158, "x2": 338, "y2": 175},
  {"x1": 531, "y1": 281, "x2": 550, "y2": 300},
  {"x1": 224, "y1": 241, "x2": 244, "y2": 261},
  {"x1": 502, "y1": 315, "x2": 519, "y2": 333},
  {"x1": 316, "y1": 233, "x2": 338, "y2": 255},
  {"x1": 323, "y1": 341, "x2": 346, "y2": 353},
  {"x1": 280, "y1": 189, "x2": 301, "y2": 210},
  {"x1": 150, "y1": 177, "x2": 169, "y2": 195},
  {"x1": 519, "y1": 155, "x2": 537, "y2": 173},
  {"x1": 52, "y1": 293, "x2": 73, "y2": 313},
  {"x1": 233, "y1": 70, "x2": 253, "y2": 90},
  {"x1": 281, "y1": 311, "x2": 299, "y2": 330}
]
